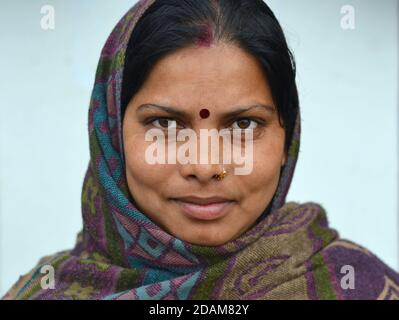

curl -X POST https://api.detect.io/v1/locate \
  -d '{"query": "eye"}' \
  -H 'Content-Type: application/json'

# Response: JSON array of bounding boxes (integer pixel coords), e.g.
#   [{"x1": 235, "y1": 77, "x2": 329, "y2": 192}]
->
[
  {"x1": 231, "y1": 118, "x2": 259, "y2": 130},
  {"x1": 151, "y1": 118, "x2": 179, "y2": 129}
]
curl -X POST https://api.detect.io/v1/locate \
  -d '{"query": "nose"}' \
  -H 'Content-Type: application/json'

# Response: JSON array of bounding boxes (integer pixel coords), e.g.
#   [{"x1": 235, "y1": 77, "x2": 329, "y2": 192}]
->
[
  {"x1": 177, "y1": 127, "x2": 230, "y2": 184},
  {"x1": 180, "y1": 162, "x2": 226, "y2": 184}
]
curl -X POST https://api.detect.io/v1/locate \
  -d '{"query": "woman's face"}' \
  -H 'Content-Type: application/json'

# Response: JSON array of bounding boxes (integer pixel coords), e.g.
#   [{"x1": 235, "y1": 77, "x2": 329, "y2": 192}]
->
[{"x1": 122, "y1": 42, "x2": 286, "y2": 246}]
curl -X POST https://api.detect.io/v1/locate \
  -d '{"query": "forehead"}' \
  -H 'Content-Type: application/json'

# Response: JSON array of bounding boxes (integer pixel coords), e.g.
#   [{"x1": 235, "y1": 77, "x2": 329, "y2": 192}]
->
[{"x1": 134, "y1": 43, "x2": 273, "y2": 107}]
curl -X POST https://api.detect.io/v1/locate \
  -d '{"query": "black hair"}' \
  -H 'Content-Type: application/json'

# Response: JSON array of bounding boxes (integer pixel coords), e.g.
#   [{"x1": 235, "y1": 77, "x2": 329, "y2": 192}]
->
[{"x1": 121, "y1": 0, "x2": 299, "y2": 155}]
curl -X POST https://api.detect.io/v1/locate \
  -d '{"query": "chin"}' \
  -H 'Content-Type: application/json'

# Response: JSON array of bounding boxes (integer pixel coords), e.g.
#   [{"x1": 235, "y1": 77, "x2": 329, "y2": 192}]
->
[
  {"x1": 186, "y1": 238, "x2": 230, "y2": 247},
  {"x1": 176, "y1": 229, "x2": 234, "y2": 247}
]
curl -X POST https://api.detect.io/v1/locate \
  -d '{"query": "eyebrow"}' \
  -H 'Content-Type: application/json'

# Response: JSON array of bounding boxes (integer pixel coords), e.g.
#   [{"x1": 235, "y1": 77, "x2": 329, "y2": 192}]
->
[{"x1": 136, "y1": 103, "x2": 276, "y2": 118}]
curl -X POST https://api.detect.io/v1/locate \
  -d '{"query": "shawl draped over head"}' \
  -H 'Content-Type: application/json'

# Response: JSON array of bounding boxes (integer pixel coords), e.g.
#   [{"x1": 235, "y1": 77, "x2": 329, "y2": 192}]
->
[{"x1": 4, "y1": 0, "x2": 399, "y2": 300}]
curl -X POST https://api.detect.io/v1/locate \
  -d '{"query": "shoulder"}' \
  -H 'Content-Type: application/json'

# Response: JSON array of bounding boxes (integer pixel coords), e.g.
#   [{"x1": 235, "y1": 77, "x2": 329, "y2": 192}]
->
[
  {"x1": 2, "y1": 251, "x2": 71, "y2": 300},
  {"x1": 321, "y1": 239, "x2": 399, "y2": 300}
]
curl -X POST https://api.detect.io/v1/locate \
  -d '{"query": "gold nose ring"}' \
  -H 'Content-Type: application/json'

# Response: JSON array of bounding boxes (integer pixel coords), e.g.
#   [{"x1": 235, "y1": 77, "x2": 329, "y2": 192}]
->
[{"x1": 214, "y1": 168, "x2": 227, "y2": 181}]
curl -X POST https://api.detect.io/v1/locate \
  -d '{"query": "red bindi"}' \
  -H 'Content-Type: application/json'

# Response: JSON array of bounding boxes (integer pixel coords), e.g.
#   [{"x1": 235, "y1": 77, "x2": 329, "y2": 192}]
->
[{"x1": 200, "y1": 108, "x2": 210, "y2": 119}]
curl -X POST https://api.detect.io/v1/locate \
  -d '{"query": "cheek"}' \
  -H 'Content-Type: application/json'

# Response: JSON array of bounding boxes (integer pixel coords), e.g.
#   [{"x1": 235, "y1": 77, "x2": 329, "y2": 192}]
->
[
  {"x1": 124, "y1": 133, "x2": 172, "y2": 187},
  {"x1": 249, "y1": 154, "x2": 281, "y2": 193},
  {"x1": 245, "y1": 132, "x2": 285, "y2": 192}
]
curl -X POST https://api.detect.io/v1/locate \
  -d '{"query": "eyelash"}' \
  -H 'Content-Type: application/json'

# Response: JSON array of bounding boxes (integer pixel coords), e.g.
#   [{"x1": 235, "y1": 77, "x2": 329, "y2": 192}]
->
[
  {"x1": 146, "y1": 117, "x2": 184, "y2": 129},
  {"x1": 144, "y1": 117, "x2": 267, "y2": 131}
]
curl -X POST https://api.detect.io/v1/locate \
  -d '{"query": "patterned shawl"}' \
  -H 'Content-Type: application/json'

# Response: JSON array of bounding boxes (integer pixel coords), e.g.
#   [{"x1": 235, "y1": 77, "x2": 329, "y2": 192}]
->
[{"x1": 3, "y1": 0, "x2": 398, "y2": 300}]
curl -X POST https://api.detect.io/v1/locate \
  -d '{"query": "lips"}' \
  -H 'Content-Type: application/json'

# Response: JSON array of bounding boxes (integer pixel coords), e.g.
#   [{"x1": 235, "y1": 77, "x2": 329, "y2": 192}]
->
[{"x1": 170, "y1": 196, "x2": 236, "y2": 220}]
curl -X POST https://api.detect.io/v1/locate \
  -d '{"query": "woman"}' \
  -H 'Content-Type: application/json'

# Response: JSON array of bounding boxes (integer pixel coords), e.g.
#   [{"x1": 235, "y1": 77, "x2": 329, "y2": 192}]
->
[{"x1": 3, "y1": 0, "x2": 398, "y2": 300}]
